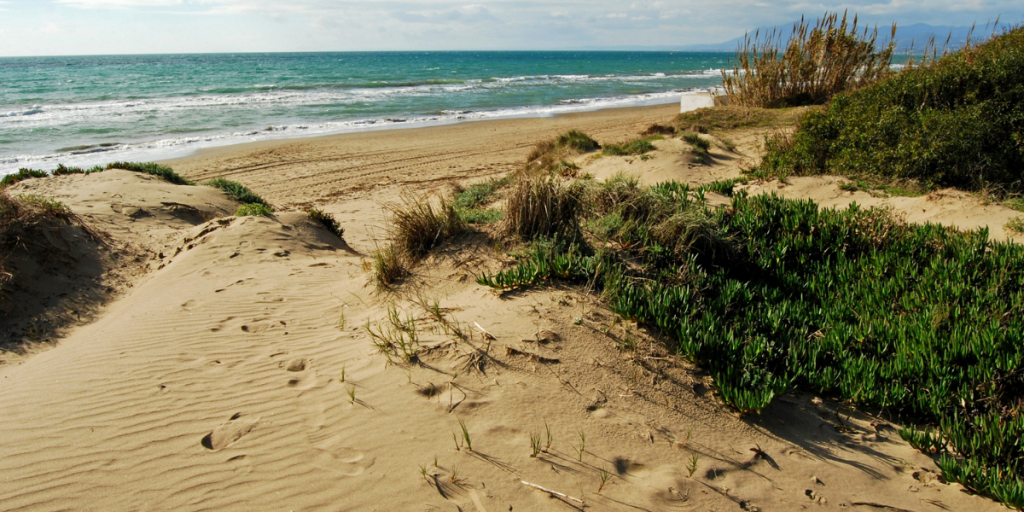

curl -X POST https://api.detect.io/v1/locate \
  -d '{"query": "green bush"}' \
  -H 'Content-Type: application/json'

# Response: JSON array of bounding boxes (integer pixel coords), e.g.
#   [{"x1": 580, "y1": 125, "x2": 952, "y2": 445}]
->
[
  {"x1": 235, "y1": 203, "x2": 273, "y2": 217},
  {"x1": 203, "y1": 178, "x2": 268, "y2": 206},
  {"x1": 481, "y1": 179, "x2": 1024, "y2": 508},
  {"x1": 106, "y1": 162, "x2": 194, "y2": 185},
  {"x1": 760, "y1": 26, "x2": 1024, "y2": 192},
  {"x1": 1, "y1": 169, "x2": 49, "y2": 189}
]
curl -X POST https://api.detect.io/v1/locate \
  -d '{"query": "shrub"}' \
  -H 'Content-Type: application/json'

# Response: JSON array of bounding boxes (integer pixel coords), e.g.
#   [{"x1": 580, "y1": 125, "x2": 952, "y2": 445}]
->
[
  {"x1": 106, "y1": 162, "x2": 194, "y2": 185},
  {"x1": 722, "y1": 11, "x2": 896, "y2": 108},
  {"x1": 306, "y1": 207, "x2": 344, "y2": 239},
  {"x1": 235, "y1": 203, "x2": 273, "y2": 217},
  {"x1": 385, "y1": 192, "x2": 464, "y2": 260},
  {"x1": 603, "y1": 138, "x2": 657, "y2": 156},
  {"x1": 759, "y1": 25, "x2": 1024, "y2": 192},
  {"x1": 203, "y1": 178, "x2": 269, "y2": 206},
  {"x1": 1, "y1": 169, "x2": 49, "y2": 189},
  {"x1": 683, "y1": 133, "x2": 712, "y2": 164}
]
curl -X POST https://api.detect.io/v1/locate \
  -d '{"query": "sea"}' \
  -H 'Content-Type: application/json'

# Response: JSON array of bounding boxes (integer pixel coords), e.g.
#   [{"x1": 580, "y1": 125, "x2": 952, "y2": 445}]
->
[{"x1": 0, "y1": 52, "x2": 730, "y2": 175}]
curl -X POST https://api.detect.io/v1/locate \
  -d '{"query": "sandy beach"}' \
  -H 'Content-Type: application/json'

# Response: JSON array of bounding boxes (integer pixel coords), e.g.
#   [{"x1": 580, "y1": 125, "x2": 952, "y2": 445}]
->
[{"x1": 1, "y1": 103, "x2": 1019, "y2": 511}]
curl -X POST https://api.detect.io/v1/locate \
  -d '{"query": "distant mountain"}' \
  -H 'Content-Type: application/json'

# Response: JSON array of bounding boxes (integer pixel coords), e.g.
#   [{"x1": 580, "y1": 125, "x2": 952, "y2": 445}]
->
[{"x1": 675, "y1": 22, "x2": 1009, "y2": 53}]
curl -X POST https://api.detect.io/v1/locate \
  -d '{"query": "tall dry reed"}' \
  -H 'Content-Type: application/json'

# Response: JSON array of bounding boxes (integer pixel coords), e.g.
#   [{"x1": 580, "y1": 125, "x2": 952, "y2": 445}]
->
[{"x1": 722, "y1": 11, "x2": 896, "y2": 108}]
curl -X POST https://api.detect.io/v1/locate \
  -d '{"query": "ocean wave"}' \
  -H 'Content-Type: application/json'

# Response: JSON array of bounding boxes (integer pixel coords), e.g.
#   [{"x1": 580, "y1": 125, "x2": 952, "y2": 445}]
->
[
  {"x1": 0, "y1": 72, "x2": 719, "y2": 129},
  {"x1": 0, "y1": 106, "x2": 44, "y2": 118}
]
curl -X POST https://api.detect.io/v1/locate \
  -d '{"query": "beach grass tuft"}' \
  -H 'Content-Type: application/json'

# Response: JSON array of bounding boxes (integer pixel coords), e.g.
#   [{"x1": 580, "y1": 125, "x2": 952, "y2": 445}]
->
[
  {"x1": 500, "y1": 174, "x2": 585, "y2": 241},
  {"x1": 370, "y1": 243, "x2": 408, "y2": 289},
  {"x1": 385, "y1": 192, "x2": 465, "y2": 261},
  {"x1": 1, "y1": 191, "x2": 90, "y2": 298},
  {"x1": 602, "y1": 137, "x2": 657, "y2": 157},
  {"x1": 305, "y1": 206, "x2": 345, "y2": 240},
  {"x1": 1005, "y1": 217, "x2": 1024, "y2": 235},
  {"x1": 526, "y1": 130, "x2": 599, "y2": 175},
  {"x1": 556, "y1": 130, "x2": 600, "y2": 153},
  {"x1": 235, "y1": 203, "x2": 273, "y2": 217},
  {"x1": 105, "y1": 162, "x2": 194, "y2": 185},
  {"x1": 682, "y1": 133, "x2": 711, "y2": 164},
  {"x1": 203, "y1": 177, "x2": 269, "y2": 206}
]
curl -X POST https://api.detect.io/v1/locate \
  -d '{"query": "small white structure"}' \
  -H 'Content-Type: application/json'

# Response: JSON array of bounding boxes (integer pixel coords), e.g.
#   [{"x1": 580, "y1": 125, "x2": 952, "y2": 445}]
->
[{"x1": 681, "y1": 91, "x2": 716, "y2": 113}]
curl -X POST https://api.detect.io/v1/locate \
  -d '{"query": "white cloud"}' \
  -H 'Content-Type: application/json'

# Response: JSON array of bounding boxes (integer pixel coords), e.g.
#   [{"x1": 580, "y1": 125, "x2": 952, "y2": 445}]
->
[{"x1": 2, "y1": 0, "x2": 1018, "y2": 55}]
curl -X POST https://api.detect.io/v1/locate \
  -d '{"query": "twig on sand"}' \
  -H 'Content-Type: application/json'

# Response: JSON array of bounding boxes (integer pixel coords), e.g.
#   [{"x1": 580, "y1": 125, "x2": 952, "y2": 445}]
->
[
  {"x1": 474, "y1": 321, "x2": 496, "y2": 354},
  {"x1": 521, "y1": 480, "x2": 585, "y2": 505}
]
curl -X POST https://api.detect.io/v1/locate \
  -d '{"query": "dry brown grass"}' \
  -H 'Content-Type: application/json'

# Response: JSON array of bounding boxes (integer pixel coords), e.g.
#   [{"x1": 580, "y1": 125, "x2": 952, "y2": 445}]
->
[
  {"x1": 385, "y1": 192, "x2": 465, "y2": 261},
  {"x1": 722, "y1": 11, "x2": 896, "y2": 108},
  {"x1": 500, "y1": 175, "x2": 585, "y2": 241}
]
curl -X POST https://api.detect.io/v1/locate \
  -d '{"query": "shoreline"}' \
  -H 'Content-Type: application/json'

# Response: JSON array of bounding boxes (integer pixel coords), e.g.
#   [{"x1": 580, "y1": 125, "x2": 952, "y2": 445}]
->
[
  {"x1": 3, "y1": 91, "x2": 713, "y2": 176},
  {"x1": 166, "y1": 101, "x2": 690, "y2": 166},
  {"x1": 165, "y1": 102, "x2": 686, "y2": 206}
]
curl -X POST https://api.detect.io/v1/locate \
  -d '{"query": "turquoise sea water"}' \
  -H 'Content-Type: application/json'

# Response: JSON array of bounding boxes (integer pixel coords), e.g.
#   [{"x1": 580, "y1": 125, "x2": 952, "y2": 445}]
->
[{"x1": 0, "y1": 52, "x2": 729, "y2": 174}]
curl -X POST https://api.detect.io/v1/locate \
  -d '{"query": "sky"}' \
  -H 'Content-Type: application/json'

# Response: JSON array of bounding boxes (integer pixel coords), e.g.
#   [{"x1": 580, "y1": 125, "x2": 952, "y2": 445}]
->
[{"x1": 0, "y1": 0, "x2": 1019, "y2": 56}]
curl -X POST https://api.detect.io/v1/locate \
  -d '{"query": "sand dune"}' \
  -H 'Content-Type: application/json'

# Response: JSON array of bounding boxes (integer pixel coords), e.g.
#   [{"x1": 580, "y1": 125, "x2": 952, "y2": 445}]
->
[{"x1": 1, "y1": 106, "x2": 1015, "y2": 511}]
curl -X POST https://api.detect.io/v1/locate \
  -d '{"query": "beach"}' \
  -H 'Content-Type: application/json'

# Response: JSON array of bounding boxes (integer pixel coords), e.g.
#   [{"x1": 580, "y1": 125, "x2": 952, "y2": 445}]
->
[{"x1": 1, "y1": 100, "x2": 1018, "y2": 511}]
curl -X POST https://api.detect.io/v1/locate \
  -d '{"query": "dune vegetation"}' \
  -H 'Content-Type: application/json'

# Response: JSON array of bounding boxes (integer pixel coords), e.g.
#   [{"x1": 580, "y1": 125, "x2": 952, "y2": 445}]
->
[
  {"x1": 757, "y1": 24, "x2": 1024, "y2": 196},
  {"x1": 463, "y1": 120, "x2": 1024, "y2": 507},
  {"x1": 1, "y1": 162, "x2": 194, "y2": 188}
]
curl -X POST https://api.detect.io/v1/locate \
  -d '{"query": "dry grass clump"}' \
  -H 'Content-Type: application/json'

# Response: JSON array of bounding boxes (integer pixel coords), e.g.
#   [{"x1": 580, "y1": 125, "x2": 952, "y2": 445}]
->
[
  {"x1": 371, "y1": 192, "x2": 465, "y2": 289},
  {"x1": 501, "y1": 175, "x2": 585, "y2": 241},
  {"x1": 386, "y1": 192, "x2": 465, "y2": 260},
  {"x1": 370, "y1": 243, "x2": 407, "y2": 289},
  {"x1": 642, "y1": 123, "x2": 676, "y2": 137},
  {"x1": 722, "y1": 11, "x2": 896, "y2": 108}
]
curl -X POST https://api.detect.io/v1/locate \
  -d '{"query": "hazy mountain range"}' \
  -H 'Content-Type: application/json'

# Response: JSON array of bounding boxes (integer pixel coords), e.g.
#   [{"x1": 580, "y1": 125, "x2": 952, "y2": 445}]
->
[{"x1": 584, "y1": 22, "x2": 1009, "y2": 53}]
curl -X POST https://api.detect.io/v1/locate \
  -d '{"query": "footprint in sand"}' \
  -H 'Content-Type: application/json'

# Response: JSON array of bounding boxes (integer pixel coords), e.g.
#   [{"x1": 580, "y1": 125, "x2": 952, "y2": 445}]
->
[
  {"x1": 283, "y1": 358, "x2": 308, "y2": 372},
  {"x1": 202, "y1": 413, "x2": 260, "y2": 451},
  {"x1": 307, "y1": 433, "x2": 374, "y2": 477},
  {"x1": 282, "y1": 358, "x2": 321, "y2": 389}
]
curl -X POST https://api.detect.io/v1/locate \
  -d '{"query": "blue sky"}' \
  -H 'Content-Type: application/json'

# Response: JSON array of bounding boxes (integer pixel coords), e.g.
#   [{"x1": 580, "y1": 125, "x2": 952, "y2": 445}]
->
[{"x1": 0, "y1": 0, "x2": 1019, "y2": 56}]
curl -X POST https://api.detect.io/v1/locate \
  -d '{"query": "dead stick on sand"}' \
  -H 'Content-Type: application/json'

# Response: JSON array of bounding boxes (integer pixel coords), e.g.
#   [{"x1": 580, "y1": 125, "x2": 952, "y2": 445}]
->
[
  {"x1": 520, "y1": 480, "x2": 585, "y2": 505},
  {"x1": 474, "y1": 321, "x2": 495, "y2": 354}
]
